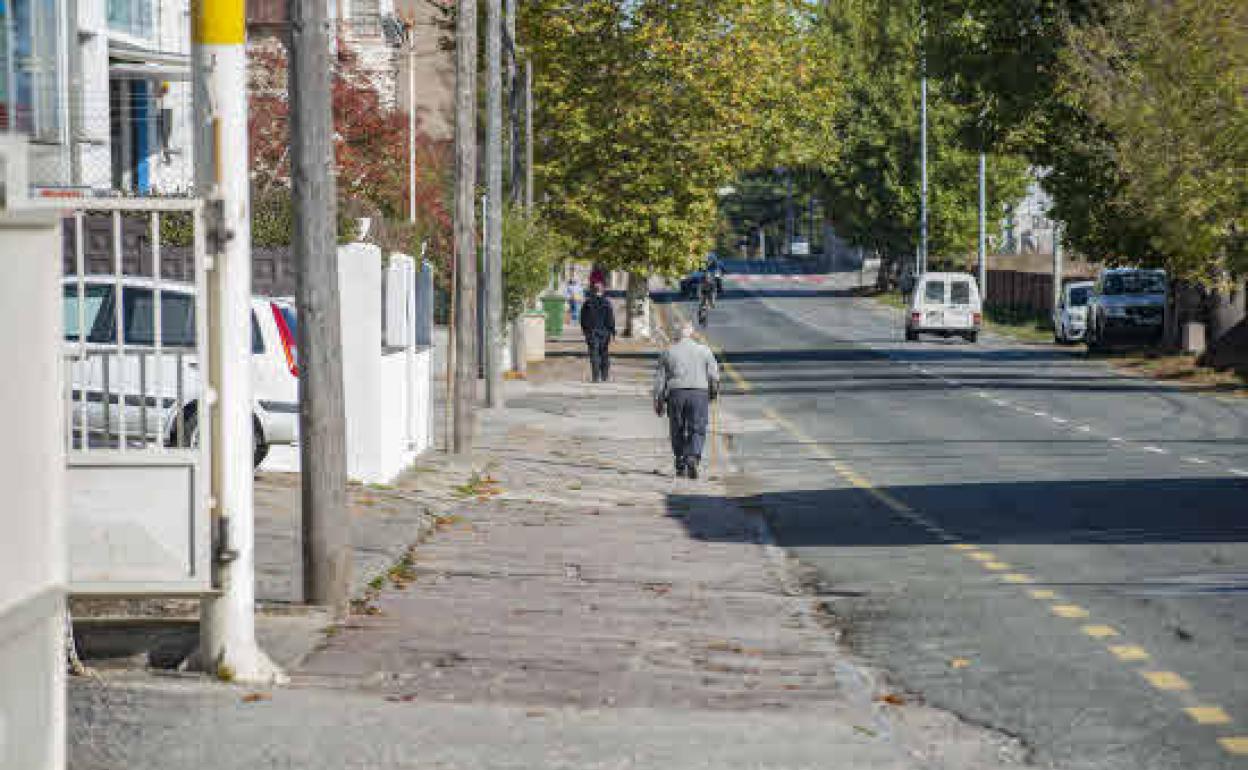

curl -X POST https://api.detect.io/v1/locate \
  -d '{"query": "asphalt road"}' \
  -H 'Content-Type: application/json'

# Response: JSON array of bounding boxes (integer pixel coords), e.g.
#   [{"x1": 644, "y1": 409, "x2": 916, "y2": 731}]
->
[{"x1": 665, "y1": 264, "x2": 1248, "y2": 770}]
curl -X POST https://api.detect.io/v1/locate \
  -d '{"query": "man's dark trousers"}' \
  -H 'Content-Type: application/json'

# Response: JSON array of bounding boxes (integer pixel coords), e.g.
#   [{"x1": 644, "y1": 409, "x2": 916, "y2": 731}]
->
[
  {"x1": 667, "y1": 388, "x2": 710, "y2": 464},
  {"x1": 588, "y1": 330, "x2": 611, "y2": 382}
]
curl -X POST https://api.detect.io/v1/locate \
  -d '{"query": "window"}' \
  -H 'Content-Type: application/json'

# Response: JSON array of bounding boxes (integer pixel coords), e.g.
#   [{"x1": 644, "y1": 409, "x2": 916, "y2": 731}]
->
[
  {"x1": 4, "y1": 0, "x2": 63, "y2": 139},
  {"x1": 252, "y1": 312, "x2": 265, "y2": 354},
  {"x1": 923, "y1": 280, "x2": 945, "y2": 304},
  {"x1": 62, "y1": 285, "x2": 113, "y2": 343},
  {"x1": 349, "y1": 0, "x2": 381, "y2": 36},
  {"x1": 950, "y1": 281, "x2": 971, "y2": 306},
  {"x1": 107, "y1": 0, "x2": 153, "y2": 40},
  {"x1": 121, "y1": 288, "x2": 196, "y2": 347},
  {"x1": 1069, "y1": 287, "x2": 1090, "y2": 307}
]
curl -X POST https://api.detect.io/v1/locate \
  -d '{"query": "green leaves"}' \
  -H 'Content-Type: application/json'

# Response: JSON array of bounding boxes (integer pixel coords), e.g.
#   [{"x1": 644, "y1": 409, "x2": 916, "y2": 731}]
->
[{"x1": 522, "y1": 0, "x2": 841, "y2": 277}]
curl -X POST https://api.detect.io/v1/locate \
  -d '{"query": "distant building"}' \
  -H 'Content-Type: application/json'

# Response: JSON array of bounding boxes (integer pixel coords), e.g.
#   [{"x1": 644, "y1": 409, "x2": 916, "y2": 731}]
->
[
  {"x1": 1001, "y1": 172, "x2": 1057, "y2": 256},
  {"x1": 1, "y1": 0, "x2": 195, "y2": 195}
]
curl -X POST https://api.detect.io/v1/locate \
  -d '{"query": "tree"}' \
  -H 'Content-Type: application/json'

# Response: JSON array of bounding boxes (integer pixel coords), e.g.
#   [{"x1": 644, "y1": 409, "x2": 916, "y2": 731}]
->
[
  {"x1": 502, "y1": 207, "x2": 565, "y2": 321},
  {"x1": 520, "y1": 0, "x2": 842, "y2": 277},
  {"x1": 1061, "y1": 0, "x2": 1248, "y2": 282},
  {"x1": 247, "y1": 42, "x2": 453, "y2": 261}
]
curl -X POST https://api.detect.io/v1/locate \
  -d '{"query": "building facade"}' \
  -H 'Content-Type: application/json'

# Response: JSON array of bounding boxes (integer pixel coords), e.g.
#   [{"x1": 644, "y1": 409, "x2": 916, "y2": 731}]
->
[{"x1": 1, "y1": 0, "x2": 194, "y2": 195}]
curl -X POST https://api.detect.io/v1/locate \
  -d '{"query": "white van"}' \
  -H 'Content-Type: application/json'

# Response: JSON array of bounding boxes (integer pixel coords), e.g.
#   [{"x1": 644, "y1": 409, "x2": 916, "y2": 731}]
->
[
  {"x1": 61, "y1": 276, "x2": 299, "y2": 466},
  {"x1": 905, "y1": 272, "x2": 982, "y2": 343},
  {"x1": 1053, "y1": 280, "x2": 1093, "y2": 344}
]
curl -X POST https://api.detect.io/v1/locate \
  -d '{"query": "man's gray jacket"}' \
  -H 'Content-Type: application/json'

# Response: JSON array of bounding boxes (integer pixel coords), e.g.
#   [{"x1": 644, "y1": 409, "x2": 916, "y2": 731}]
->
[{"x1": 654, "y1": 338, "x2": 721, "y2": 400}]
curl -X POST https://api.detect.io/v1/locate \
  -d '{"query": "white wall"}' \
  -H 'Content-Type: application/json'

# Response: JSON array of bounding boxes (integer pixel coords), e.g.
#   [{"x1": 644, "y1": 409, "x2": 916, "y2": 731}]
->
[
  {"x1": 0, "y1": 212, "x2": 66, "y2": 770},
  {"x1": 336, "y1": 244, "x2": 433, "y2": 483}
]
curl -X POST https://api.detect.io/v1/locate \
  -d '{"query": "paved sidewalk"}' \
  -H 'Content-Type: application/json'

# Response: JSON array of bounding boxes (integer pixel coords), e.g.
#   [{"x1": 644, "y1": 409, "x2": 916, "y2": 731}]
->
[{"x1": 69, "y1": 320, "x2": 1027, "y2": 770}]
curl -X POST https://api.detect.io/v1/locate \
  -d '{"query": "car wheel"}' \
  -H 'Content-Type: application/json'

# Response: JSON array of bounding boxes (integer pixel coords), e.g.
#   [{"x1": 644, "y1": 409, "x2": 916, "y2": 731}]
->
[
  {"x1": 966, "y1": 331, "x2": 979, "y2": 344},
  {"x1": 1087, "y1": 320, "x2": 1105, "y2": 353},
  {"x1": 174, "y1": 409, "x2": 269, "y2": 469},
  {"x1": 905, "y1": 328, "x2": 918, "y2": 342}
]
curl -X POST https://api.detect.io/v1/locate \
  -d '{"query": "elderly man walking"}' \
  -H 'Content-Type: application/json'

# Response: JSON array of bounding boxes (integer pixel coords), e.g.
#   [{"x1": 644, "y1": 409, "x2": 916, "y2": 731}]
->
[
  {"x1": 580, "y1": 282, "x2": 616, "y2": 382},
  {"x1": 654, "y1": 322, "x2": 720, "y2": 478}
]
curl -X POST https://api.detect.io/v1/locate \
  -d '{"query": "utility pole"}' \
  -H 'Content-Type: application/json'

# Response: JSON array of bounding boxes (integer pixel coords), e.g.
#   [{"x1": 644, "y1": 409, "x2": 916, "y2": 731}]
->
[
  {"x1": 453, "y1": 0, "x2": 479, "y2": 451},
  {"x1": 919, "y1": 2, "x2": 928, "y2": 275},
  {"x1": 289, "y1": 0, "x2": 350, "y2": 616},
  {"x1": 407, "y1": 31, "x2": 417, "y2": 224},
  {"x1": 505, "y1": 0, "x2": 521, "y2": 205},
  {"x1": 485, "y1": 0, "x2": 504, "y2": 408},
  {"x1": 192, "y1": 0, "x2": 281, "y2": 683},
  {"x1": 978, "y1": 152, "x2": 987, "y2": 298}
]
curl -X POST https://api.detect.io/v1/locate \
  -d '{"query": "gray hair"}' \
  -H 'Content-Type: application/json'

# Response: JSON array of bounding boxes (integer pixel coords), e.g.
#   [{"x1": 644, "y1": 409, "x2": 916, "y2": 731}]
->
[{"x1": 675, "y1": 321, "x2": 695, "y2": 340}]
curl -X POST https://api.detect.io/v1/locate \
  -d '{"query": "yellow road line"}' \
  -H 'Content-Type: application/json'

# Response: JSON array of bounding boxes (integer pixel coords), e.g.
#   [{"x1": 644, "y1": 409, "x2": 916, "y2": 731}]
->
[
  {"x1": 983, "y1": 561, "x2": 1011, "y2": 571},
  {"x1": 1108, "y1": 645, "x2": 1151, "y2": 662},
  {"x1": 1141, "y1": 671, "x2": 1191, "y2": 692},
  {"x1": 1051, "y1": 604, "x2": 1090, "y2": 619},
  {"x1": 968, "y1": 552, "x2": 995, "y2": 562},
  {"x1": 1082, "y1": 625, "x2": 1120, "y2": 639},
  {"x1": 1185, "y1": 707, "x2": 1231, "y2": 725},
  {"x1": 950, "y1": 543, "x2": 976, "y2": 551},
  {"x1": 1029, "y1": 589, "x2": 1057, "y2": 600},
  {"x1": 1002, "y1": 574, "x2": 1034, "y2": 584},
  {"x1": 1218, "y1": 737, "x2": 1248, "y2": 755}
]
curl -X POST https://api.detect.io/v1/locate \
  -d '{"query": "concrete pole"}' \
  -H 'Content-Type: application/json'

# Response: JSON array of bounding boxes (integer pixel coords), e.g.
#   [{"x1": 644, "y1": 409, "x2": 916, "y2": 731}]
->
[
  {"x1": 192, "y1": 0, "x2": 282, "y2": 683},
  {"x1": 978, "y1": 152, "x2": 987, "y2": 299},
  {"x1": 485, "y1": 0, "x2": 504, "y2": 408},
  {"x1": 289, "y1": 0, "x2": 351, "y2": 616},
  {"x1": 453, "y1": 0, "x2": 479, "y2": 452}
]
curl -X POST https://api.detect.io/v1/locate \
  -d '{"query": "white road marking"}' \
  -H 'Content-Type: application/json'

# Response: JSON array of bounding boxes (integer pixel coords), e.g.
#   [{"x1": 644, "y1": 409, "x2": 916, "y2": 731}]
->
[
  {"x1": 1109, "y1": 437, "x2": 1124, "y2": 443},
  {"x1": 1231, "y1": 469, "x2": 1248, "y2": 478},
  {"x1": 1076, "y1": 425, "x2": 1093, "y2": 433},
  {"x1": 1141, "y1": 446, "x2": 1168, "y2": 455},
  {"x1": 1184, "y1": 457, "x2": 1208, "y2": 465},
  {"x1": 1051, "y1": 417, "x2": 1069, "y2": 424},
  {"x1": 1033, "y1": 411, "x2": 1049, "y2": 417}
]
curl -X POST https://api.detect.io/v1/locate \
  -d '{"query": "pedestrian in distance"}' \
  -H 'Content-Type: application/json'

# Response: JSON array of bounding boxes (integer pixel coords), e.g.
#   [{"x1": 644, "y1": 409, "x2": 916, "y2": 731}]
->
[
  {"x1": 589, "y1": 264, "x2": 607, "y2": 289},
  {"x1": 580, "y1": 282, "x2": 616, "y2": 382},
  {"x1": 654, "y1": 321, "x2": 720, "y2": 479},
  {"x1": 565, "y1": 276, "x2": 584, "y2": 322}
]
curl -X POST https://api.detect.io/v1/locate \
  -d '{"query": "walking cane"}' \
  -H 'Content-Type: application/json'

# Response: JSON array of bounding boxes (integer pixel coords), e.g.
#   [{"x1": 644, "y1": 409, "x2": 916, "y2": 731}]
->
[{"x1": 708, "y1": 396, "x2": 721, "y2": 477}]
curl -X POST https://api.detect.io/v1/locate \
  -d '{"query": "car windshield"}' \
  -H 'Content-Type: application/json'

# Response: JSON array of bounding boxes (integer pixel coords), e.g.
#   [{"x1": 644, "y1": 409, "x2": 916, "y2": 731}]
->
[
  {"x1": 1069, "y1": 286, "x2": 1090, "y2": 306},
  {"x1": 1102, "y1": 273, "x2": 1165, "y2": 295}
]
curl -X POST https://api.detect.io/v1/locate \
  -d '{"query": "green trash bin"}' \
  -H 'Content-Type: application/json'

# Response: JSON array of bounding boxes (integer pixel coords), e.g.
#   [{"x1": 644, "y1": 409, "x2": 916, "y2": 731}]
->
[{"x1": 541, "y1": 295, "x2": 567, "y2": 337}]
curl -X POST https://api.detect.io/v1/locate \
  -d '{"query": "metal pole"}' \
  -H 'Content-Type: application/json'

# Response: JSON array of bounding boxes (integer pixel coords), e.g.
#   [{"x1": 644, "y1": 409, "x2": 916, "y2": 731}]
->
[
  {"x1": 408, "y1": 44, "x2": 417, "y2": 223},
  {"x1": 1053, "y1": 222, "x2": 1064, "y2": 316},
  {"x1": 919, "y1": 2, "x2": 928, "y2": 275},
  {"x1": 289, "y1": 0, "x2": 350, "y2": 616},
  {"x1": 453, "y1": 0, "x2": 479, "y2": 452},
  {"x1": 920, "y1": 76, "x2": 928, "y2": 274},
  {"x1": 505, "y1": 0, "x2": 520, "y2": 205},
  {"x1": 524, "y1": 58, "x2": 534, "y2": 212},
  {"x1": 193, "y1": 0, "x2": 282, "y2": 684},
  {"x1": 485, "y1": 0, "x2": 504, "y2": 408},
  {"x1": 978, "y1": 152, "x2": 987, "y2": 298}
]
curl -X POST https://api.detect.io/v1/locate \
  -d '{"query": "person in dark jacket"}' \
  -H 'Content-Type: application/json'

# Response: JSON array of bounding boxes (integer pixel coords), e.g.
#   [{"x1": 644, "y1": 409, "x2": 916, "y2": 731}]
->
[{"x1": 580, "y1": 283, "x2": 616, "y2": 382}]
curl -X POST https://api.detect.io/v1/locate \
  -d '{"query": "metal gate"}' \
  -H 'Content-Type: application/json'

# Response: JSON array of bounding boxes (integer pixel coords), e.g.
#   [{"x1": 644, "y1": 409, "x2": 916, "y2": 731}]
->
[{"x1": 54, "y1": 197, "x2": 213, "y2": 595}]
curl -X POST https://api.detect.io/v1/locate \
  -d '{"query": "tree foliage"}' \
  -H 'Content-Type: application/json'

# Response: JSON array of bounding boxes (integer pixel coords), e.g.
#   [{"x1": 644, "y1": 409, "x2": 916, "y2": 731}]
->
[
  {"x1": 502, "y1": 207, "x2": 566, "y2": 321},
  {"x1": 1061, "y1": 0, "x2": 1248, "y2": 281},
  {"x1": 247, "y1": 42, "x2": 453, "y2": 258},
  {"x1": 520, "y1": 0, "x2": 841, "y2": 276},
  {"x1": 815, "y1": 0, "x2": 1028, "y2": 267}
]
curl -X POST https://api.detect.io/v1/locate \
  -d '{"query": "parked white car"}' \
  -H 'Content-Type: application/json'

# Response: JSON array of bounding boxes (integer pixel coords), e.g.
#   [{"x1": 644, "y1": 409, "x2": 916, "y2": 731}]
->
[
  {"x1": 1053, "y1": 280, "x2": 1093, "y2": 344},
  {"x1": 61, "y1": 276, "x2": 299, "y2": 466},
  {"x1": 905, "y1": 272, "x2": 982, "y2": 343}
]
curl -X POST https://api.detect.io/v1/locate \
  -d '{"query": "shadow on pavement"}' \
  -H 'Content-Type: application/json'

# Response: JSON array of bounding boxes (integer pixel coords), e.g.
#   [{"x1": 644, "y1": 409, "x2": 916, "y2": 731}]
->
[{"x1": 669, "y1": 476, "x2": 1248, "y2": 548}]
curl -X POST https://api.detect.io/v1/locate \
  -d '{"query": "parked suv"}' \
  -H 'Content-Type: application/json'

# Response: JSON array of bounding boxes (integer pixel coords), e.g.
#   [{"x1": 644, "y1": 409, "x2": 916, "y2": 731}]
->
[
  {"x1": 1085, "y1": 268, "x2": 1167, "y2": 351},
  {"x1": 61, "y1": 277, "x2": 299, "y2": 466}
]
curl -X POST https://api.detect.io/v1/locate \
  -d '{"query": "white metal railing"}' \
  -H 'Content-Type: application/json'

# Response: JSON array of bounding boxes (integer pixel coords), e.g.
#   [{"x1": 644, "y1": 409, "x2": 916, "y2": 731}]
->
[{"x1": 59, "y1": 199, "x2": 209, "y2": 461}]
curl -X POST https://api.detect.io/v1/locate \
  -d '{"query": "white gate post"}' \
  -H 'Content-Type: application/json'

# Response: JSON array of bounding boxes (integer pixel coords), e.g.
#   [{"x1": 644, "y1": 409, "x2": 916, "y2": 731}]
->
[
  {"x1": 0, "y1": 143, "x2": 66, "y2": 770},
  {"x1": 192, "y1": 0, "x2": 282, "y2": 683}
]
